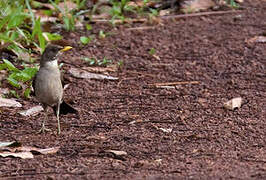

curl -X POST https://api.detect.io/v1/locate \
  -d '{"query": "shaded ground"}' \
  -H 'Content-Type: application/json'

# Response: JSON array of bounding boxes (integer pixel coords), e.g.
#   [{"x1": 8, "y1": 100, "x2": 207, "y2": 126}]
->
[{"x1": 0, "y1": 0, "x2": 265, "y2": 179}]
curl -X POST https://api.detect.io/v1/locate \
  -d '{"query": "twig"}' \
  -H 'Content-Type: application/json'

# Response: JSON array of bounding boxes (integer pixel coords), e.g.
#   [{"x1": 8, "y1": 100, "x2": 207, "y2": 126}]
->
[
  {"x1": 91, "y1": 18, "x2": 147, "y2": 24},
  {"x1": 161, "y1": 10, "x2": 242, "y2": 19},
  {"x1": 149, "y1": 81, "x2": 200, "y2": 87},
  {"x1": 126, "y1": 26, "x2": 156, "y2": 31}
]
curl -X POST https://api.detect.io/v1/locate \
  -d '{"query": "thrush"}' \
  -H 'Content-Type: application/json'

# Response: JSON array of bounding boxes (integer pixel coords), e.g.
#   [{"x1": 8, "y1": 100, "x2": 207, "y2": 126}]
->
[{"x1": 33, "y1": 44, "x2": 77, "y2": 134}]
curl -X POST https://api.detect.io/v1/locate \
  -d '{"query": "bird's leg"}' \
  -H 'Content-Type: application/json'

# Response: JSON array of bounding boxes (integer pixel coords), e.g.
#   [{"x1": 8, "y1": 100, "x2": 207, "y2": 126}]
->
[
  {"x1": 38, "y1": 105, "x2": 51, "y2": 133},
  {"x1": 56, "y1": 101, "x2": 61, "y2": 134}
]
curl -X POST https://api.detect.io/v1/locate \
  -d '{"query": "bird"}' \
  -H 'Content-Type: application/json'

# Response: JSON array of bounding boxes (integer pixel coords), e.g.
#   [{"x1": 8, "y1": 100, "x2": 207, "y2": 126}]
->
[{"x1": 33, "y1": 44, "x2": 77, "y2": 134}]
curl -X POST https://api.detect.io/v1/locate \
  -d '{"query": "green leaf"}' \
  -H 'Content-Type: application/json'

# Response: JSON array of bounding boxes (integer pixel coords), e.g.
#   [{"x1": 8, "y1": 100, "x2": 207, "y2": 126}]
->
[
  {"x1": 2, "y1": 59, "x2": 19, "y2": 72},
  {"x1": 7, "y1": 76, "x2": 21, "y2": 88},
  {"x1": 21, "y1": 67, "x2": 38, "y2": 79},
  {"x1": 14, "y1": 71, "x2": 31, "y2": 82},
  {"x1": 0, "y1": 14, "x2": 10, "y2": 31},
  {"x1": 43, "y1": 10, "x2": 53, "y2": 16},
  {"x1": 10, "y1": 90, "x2": 20, "y2": 98},
  {"x1": 32, "y1": 18, "x2": 46, "y2": 52},
  {"x1": 86, "y1": 24, "x2": 92, "y2": 31},
  {"x1": 99, "y1": 30, "x2": 106, "y2": 39},
  {"x1": 63, "y1": 17, "x2": 70, "y2": 31},
  {"x1": 43, "y1": 32, "x2": 62, "y2": 41},
  {"x1": 0, "y1": 63, "x2": 7, "y2": 70},
  {"x1": 149, "y1": 48, "x2": 156, "y2": 55},
  {"x1": 24, "y1": 88, "x2": 31, "y2": 98},
  {"x1": 80, "y1": 36, "x2": 91, "y2": 45}
]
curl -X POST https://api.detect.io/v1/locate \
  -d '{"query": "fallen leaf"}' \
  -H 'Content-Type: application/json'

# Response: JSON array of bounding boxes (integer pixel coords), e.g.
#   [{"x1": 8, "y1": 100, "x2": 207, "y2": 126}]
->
[
  {"x1": 105, "y1": 150, "x2": 127, "y2": 156},
  {"x1": 0, "y1": 70, "x2": 8, "y2": 81},
  {"x1": 58, "y1": 1, "x2": 77, "y2": 12},
  {"x1": 155, "y1": 159, "x2": 163, "y2": 164},
  {"x1": 83, "y1": 65, "x2": 118, "y2": 73},
  {"x1": 0, "y1": 152, "x2": 34, "y2": 159},
  {"x1": 31, "y1": 147, "x2": 60, "y2": 155},
  {"x1": 0, "y1": 88, "x2": 9, "y2": 95},
  {"x1": 0, "y1": 141, "x2": 59, "y2": 159},
  {"x1": 19, "y1": 105, "x2": 44, "y2": 116},
  {"x1": 223, "y1": 97, "x2": 243, "y2": 110},
  {"x1": 198, "y1": 97, "x2": 208, "y2": 107},
  {"x1": 157, "y1": 86, "x2": 175, "y2": 89},
  {"x1": 69, "y1": 67, "x2": 118, "y2": 80},
  {"x1": 159, "y1": 10, "x2": 170, "y2": 16},
  {"x1": 247, "y1": 36, "x2": 266, "y2": 43},
  {"x1": 34, "y1": 10, "x2": 57, "y2": 23},
  {"x1": 152, "y1": 54, "x2": 160, "y2": 60},
  {"x1": 129, "y1": 119, "x2": 144, "y2": 125},
  {"x1": 159, "y1": 128, "x2": 172, "y2": 133},
  {"x1": 0, "y1": 97, "x2": 22, "y2": 107},
  {"x1": 181, "y1": 0, "x2": 216, "y2": 13},
  {"x1": 0, "y1": 141, "x2": 20, "y2": 148}
]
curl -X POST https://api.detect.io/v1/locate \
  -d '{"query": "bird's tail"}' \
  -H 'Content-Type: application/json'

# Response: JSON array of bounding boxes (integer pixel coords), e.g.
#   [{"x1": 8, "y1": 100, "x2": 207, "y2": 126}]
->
[{"x1": 53, "y1": 101, "x2": 78, "y2": 115}]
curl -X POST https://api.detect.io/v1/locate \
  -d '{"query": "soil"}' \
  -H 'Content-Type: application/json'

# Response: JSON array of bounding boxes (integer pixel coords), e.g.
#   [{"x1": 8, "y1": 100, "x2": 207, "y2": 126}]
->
[{"x1": 0, "y1": 0, "x2": 265, "y2": 179}]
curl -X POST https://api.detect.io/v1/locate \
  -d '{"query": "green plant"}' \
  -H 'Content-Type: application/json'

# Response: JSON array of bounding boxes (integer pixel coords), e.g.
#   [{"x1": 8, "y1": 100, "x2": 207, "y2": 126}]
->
[
  {"x1": 99, "y1": 30, "x2": 106, "y2": 39},
  {"x1": 80, "y1": 36, "x2": 93, "y2": 45},
  {"x1": 0, "y1": 59, "x2": 38, "y2": 98},
  {"x1": 226, "y1": 0, "x2": 239, "y2": 8},
  {"x1": 49, "y1": 0, "x2": 89, "y2": 31},
  {"x1": 82, "y1": 57, "x2": 112, "y2": 66},
  {"x1": 109, "y1": 0, "x2": 135, "y2": 24},
  {"x1": 149, "y1": 48, "x2": 156, "y2": 55},
  {"x1": 0, "y1": 0, "x2": 52, "y2": 57},
  {"x1": 117, "y1": 60, "x2": 124, "y2": 70}
]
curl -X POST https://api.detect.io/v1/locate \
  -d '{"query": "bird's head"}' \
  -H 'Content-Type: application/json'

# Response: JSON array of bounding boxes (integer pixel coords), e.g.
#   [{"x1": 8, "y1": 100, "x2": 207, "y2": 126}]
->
[{"x1": 40, "y1": 44, "x2": 72, "y2": 67}]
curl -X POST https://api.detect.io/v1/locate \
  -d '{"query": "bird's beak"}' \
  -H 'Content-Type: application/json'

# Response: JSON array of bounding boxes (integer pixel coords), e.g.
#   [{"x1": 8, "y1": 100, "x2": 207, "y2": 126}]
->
[{"x1": 60, "y1": 46, "x2": 72, "y2": 52}]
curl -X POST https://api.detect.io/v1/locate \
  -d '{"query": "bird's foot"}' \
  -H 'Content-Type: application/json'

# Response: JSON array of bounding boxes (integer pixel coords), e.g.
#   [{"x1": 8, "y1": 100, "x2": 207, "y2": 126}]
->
[{"x1": 37, "y1": 124, "x2": 51, "y2": 134}]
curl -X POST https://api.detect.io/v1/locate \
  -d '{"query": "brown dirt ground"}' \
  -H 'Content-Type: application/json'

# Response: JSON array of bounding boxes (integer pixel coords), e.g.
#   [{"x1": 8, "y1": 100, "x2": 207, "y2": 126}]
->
[{"x1": 0, "y1": 0, "x2": 265, "y2": 179}]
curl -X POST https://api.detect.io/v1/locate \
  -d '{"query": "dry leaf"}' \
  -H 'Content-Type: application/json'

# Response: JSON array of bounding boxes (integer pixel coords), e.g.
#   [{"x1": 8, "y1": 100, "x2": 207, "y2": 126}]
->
[
  {"x1": 0, "y1": 88, "x2": 9, "y2": 95},
  {"x1": 129, "y1": 119, "x2": 144, "y2": 125},
  {"x1": 181, "y1": 0, "x2": 216, "y2": 13},
  {"x1": 83, "y1": 65, "x2": 118, "y2": 73},
  {"x1": 0, "y1": 97, "x2": 22, "y2": 107},
  {"x1": 159, "y1": 128, "x2": 172, "y2": 133},
  {"x1": 0, "y1": 141, "x2": 20, "y2": 148},
  {"x1": 105, "y1": 150, "x2": 127, "y2": 156},
  {"x1": 247, "y1": 36, "x2": 266, "y2": 43},
  {"x1": 0, "y1": 70, "x2": 8, "y2": 81},
  {"x1": 31, "y1": 147, "x2": 60, "y2": 155},
  {"x1": 0, "y1": 152, "x2": 34, "y2": 159},
  {"x1": 224, "y1": 97, "x2": 243, "y2": 110},
  {"x1": 34, "y1": 10, "x2": 57, "y2": 23},
  {"x1": 69, "y1": 67, "x2": 118, "y2": 80},
  {"x1": 0, "y1": 141, "x2": 59, "y2": 159},
  {"x1": 58, "y1": 1, "x2": 77, "y2": 12},
  {"x1": 159, "y1": 10, "x2": 170, "y2": 16},
  {"x1": 157, "y1": 86, "x2": 175, "y2": 89},
  {"x1": 19, "y1": 105, "x2": 44, "y2": 116}
]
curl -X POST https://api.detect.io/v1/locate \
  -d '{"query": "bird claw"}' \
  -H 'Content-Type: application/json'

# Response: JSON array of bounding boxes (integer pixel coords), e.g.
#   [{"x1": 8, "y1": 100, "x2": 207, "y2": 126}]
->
[{"x1": 37, "y1": 125, "x2": 51, "y2": 134}]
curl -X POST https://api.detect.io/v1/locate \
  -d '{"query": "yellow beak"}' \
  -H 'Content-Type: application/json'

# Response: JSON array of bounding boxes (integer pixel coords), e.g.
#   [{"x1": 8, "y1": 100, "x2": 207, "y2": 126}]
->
[{"x1": 60, "y1": 46, "x2": 72, "y2": 52}]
